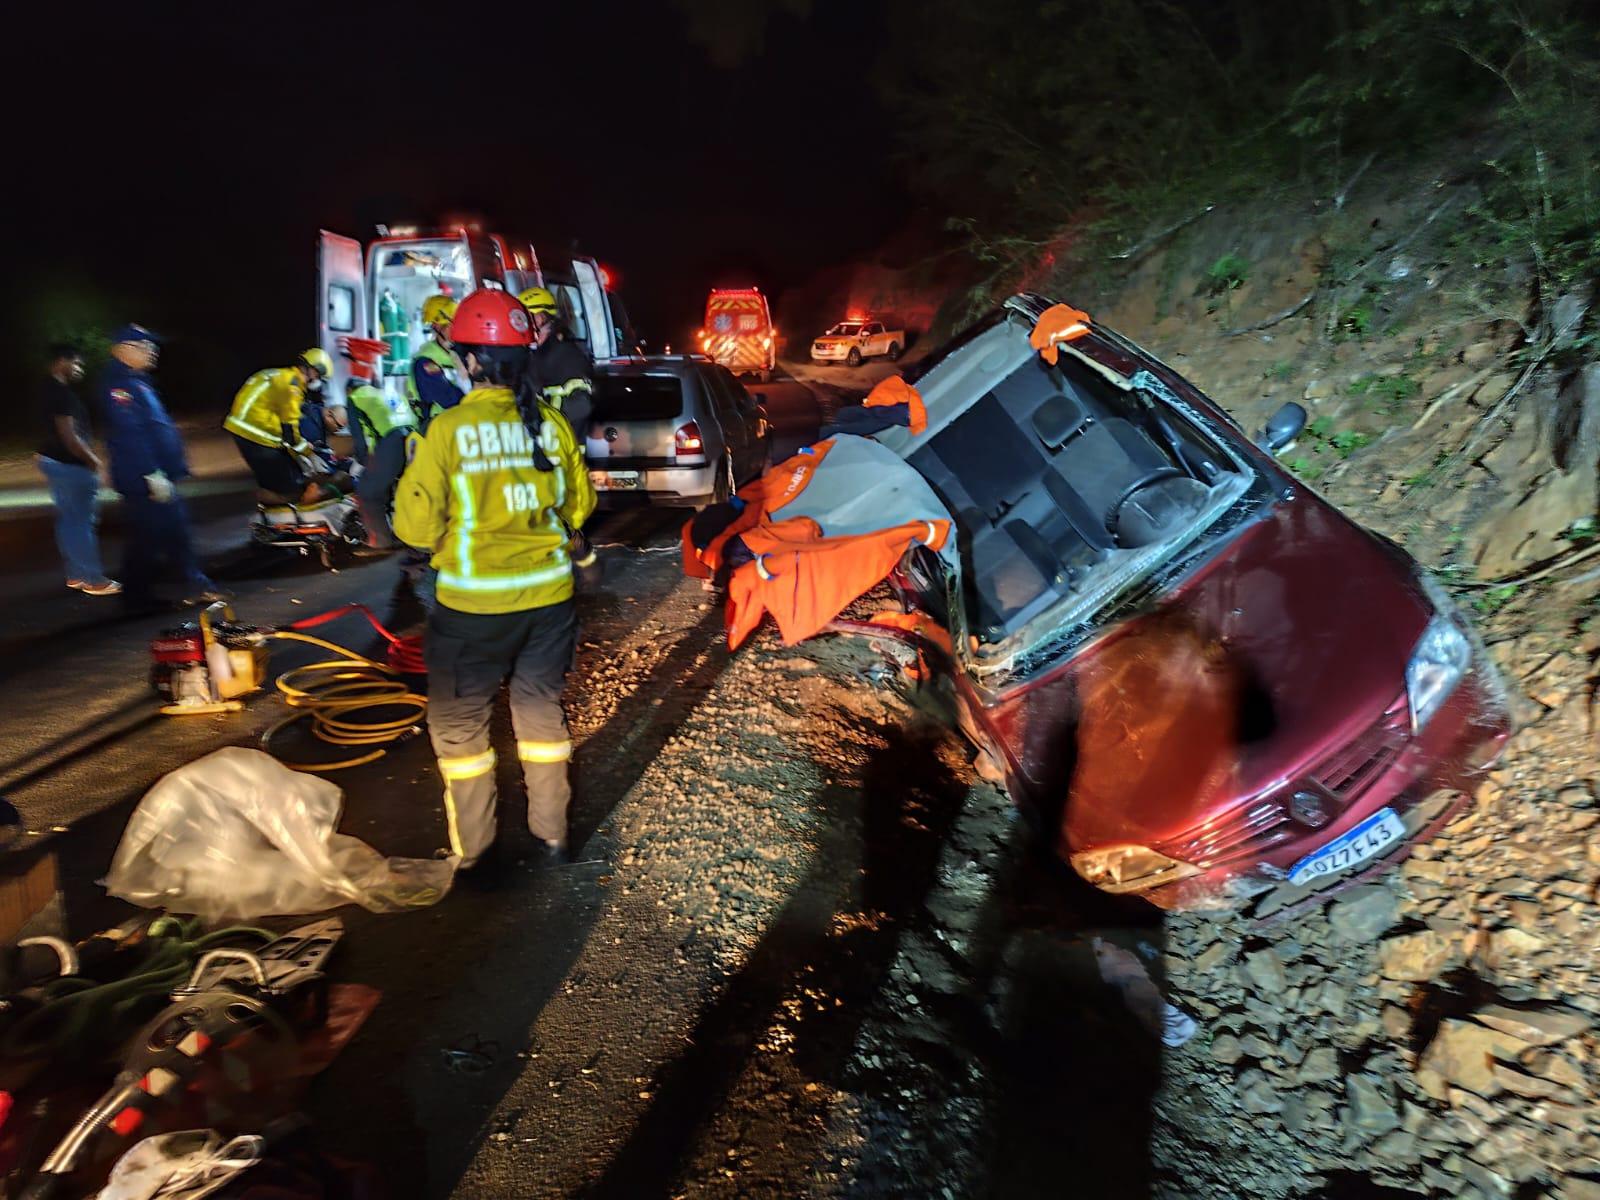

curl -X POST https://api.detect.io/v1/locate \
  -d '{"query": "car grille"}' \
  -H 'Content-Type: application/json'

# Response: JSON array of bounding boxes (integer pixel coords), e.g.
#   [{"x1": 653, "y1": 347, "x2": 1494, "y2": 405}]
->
[
  {"x1": 1310, "y1": 694, "x2": 1410, "y2": 800},
  {"x1": 1170, "y1": 800, "x2": 1294, "y2": 869},
  {"x1": 1165, "y1": 694, "x2": 1411, "y2": 869}
]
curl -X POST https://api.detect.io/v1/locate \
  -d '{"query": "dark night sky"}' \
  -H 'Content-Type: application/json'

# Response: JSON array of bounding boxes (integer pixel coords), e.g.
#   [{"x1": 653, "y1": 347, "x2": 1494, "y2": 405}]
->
[{"x1": 9, "y1": 0, "x2": 904, "y2": 408}]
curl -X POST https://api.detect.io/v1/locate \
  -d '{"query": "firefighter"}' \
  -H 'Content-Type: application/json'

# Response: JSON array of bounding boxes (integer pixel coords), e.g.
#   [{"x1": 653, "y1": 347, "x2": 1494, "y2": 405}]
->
[
  {"x1": 224, "y1": 349, "x2": 339, "y2": 502},
  {"x1": 394, "y1": 289, "x2": 596, "y2": 871},
  {"x1": 407, "y1": 293, "x2": 465, "y2": 427},
  {"x1": 98, "y1": 324, "x2": 227, "y2": 611},
  {"x1": 344, "y1": 358, "x2": 417, "y2": 554},
  {"x1": 519, "y1": 286, "x2": 594, "y2": 446}
]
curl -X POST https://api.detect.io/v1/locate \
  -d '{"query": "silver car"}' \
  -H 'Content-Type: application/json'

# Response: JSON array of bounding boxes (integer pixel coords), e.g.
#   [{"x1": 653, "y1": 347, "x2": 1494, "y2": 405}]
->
[{"x1": 584, "y1": 357, "x2": 771, "y2": 506}]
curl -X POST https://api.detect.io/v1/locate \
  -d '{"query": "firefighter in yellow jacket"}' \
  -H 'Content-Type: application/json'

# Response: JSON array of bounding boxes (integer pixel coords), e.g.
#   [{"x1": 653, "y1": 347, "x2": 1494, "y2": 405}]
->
[
  {"x1": 394, "y1": 288, "x2": 596, "y2": 872},
  {"x1": 225, "y1": 348, "x2": 335, "y2": 501}
]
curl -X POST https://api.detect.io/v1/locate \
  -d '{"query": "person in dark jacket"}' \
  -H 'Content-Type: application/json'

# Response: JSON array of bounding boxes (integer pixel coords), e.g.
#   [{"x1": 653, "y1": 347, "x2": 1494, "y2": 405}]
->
[
  {"x1": 35, "y1": 343, "x2": 119, "y2": 595},
  {"x1": 519, "y1": 287, "x2": 593, "y2": 448},
  {"x1": 97, "y1": 324, "x2": 228, "y2": 612}
]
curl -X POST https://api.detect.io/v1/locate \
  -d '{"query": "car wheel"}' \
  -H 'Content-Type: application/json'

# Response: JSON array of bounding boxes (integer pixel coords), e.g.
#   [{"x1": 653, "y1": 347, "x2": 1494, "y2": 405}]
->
[
  {"x1": 846, "y1": 347, "x2": 862, "y2": 367},
  {"x1": 886, "y1": 342, "x2": 903, "y2": 361}
]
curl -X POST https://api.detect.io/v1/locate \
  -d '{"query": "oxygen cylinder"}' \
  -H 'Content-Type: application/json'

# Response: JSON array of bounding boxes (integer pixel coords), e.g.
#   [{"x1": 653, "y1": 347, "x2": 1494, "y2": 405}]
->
[{"x1": 379, "y1": 289, "x2": 409, "y2": 375}]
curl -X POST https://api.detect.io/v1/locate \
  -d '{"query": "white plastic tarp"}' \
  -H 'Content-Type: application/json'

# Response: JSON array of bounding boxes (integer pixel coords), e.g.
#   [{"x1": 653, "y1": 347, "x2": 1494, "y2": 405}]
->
[{"x1": 105, "y1": 747, "x2": 455, "y2": 923}]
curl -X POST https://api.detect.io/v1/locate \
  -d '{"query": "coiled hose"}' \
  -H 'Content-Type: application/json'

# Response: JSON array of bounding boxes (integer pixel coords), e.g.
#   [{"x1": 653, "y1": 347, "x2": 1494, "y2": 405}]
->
[{"x1": 259, "y1": 604, "x2": 427, "y2": 772}]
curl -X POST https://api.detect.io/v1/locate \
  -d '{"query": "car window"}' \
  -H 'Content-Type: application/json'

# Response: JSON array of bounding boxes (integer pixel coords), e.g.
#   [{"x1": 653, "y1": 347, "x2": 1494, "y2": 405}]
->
[
  {"x1": 592, "y1": 375, "x2": 683, "y2": 421},
  {"x1": 866, "y1": 323, "x2": 882, "y2": 336},
  {"x1": 705, "y1": 368, "x2": 742, "y2": 422}
]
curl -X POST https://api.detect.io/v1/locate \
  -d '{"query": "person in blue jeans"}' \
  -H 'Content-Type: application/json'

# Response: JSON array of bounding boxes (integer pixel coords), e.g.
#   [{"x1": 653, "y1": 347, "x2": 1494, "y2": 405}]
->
[
  {"x1": 35, "y1": 343, "x2": 119, "y2": 595},
  {"x1": 97, "y1": 324, "x2": 228, "y2": 613}
]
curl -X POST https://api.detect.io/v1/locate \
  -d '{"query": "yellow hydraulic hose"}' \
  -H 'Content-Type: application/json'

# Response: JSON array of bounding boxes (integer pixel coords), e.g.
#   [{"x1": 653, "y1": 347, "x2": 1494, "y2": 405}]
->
[{"x1": 260, "y1": 630, "x2": 427, "y2": 771}]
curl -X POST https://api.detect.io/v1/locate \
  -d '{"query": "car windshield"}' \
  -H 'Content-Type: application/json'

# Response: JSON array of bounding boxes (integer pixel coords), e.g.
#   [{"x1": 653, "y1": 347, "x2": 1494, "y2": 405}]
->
[
  {"x1": 592, "y1": 375, "x2": 683, "y2": 421},
  {"x1": 828, "y1": 323, "x2": 865, "y2": 336}
]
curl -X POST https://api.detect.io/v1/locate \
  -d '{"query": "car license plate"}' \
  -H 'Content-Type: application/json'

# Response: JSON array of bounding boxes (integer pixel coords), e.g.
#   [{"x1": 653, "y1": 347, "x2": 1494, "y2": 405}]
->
[
  {"x1": 1288, "y1": 807, "x2": 1405, "y2": 886},
  {"x1": 590, "y1": 470, "x2": 639, "y2": 491}
]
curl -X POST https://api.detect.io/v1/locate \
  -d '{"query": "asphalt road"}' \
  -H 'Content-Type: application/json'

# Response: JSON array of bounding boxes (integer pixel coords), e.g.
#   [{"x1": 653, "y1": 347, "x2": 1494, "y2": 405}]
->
[{"x1": 0, "y1": 367, "x2": 1161, "y2": 1198}]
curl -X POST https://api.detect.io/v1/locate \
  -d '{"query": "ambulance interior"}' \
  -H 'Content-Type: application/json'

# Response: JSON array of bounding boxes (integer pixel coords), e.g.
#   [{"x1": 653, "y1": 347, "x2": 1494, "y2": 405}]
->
[{"x1": 368, "y1": 239, "x2": 476, "y2": 407}]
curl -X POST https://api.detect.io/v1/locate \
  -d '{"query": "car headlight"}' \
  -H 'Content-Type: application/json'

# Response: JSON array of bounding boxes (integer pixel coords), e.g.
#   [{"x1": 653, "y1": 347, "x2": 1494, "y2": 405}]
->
[
  {"x1": 1070, "y1": 844, "x2": 1200, "y2": 894},
  {"x1": 1406, "y1": 613, "x2": 1471, "y2": 732}
]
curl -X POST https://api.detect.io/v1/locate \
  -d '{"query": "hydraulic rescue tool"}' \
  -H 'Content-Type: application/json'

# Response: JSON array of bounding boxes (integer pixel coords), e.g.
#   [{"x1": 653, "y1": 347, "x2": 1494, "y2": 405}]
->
[
  {"x1": 149, "y1": 602, "x2": 427, "y2": 770},
  {"x1": 18, "y1": 919, "x2": 343, "y2": 1200}
]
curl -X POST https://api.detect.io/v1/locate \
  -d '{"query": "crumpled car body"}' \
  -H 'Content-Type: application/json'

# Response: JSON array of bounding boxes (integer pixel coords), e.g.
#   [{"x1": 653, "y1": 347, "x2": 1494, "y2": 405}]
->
[{"x1": 873, "y1": 294, "x2": 1510, "y2": 910}]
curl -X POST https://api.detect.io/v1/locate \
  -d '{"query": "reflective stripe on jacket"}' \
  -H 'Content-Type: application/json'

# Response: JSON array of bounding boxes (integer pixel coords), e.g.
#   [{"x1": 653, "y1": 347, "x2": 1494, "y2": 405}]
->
[
  {"x1": 225, "y1": 368, "x2": 310, "y2": 452},
  {"x1": 393, "y1": 386, "x2": 596, "y2": 614}
]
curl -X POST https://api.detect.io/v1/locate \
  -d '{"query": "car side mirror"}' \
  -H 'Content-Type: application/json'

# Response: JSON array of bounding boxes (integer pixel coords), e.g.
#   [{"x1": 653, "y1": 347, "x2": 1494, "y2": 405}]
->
[{"x1": 1257, "y1": 402, "x2": 1308, "y2": 453}]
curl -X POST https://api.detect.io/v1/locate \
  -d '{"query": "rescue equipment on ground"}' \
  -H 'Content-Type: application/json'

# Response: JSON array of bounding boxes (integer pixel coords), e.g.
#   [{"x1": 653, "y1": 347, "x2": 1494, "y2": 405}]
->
[
  {"x1": 104, "y1": 748, "x2": 455, "y2": 921},
  {"x1": 150, "y1": 603, "x2": 426, "y2": 771},
  {"x1": 378, "y1": 289, "x2": 408, "y2": 375},
  {"x1": 17, "y1": 917, "x2": 340, "y2": 1197},
  {"x1": 1028, "y1": 303, "x2": 1093, "y2": 364}
]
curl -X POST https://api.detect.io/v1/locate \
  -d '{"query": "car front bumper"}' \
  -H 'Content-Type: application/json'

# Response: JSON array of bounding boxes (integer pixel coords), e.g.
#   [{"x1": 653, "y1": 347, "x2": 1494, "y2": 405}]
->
[
  {"x1": 810, "y1": 344, "x2": 852, "y2": 361},
  {"x1": 1137, "y1": 646, "x2": 1512, "y2": 912}
]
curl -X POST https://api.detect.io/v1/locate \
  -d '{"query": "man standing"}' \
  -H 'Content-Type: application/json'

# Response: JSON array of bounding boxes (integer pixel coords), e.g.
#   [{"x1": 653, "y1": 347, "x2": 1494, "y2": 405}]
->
[
  {"x1": 35, "y1": 344, "x2": 118, "y2": 595},
  {"x1": 98, "y1": 324, "x2": 226, "y2": 612}
]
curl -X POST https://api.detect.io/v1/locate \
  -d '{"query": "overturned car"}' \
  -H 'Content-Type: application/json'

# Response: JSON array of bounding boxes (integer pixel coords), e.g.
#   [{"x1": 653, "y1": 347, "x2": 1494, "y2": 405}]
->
[{"x1": 691, "y1": 294, "x2": 1510, "y2": 911}]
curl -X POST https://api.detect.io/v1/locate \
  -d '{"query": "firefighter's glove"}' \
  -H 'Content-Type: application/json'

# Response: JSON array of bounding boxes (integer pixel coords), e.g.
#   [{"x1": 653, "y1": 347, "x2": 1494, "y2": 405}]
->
[
  {"x1": 144, "y1": 470, "x2": 175, "y2": 503},
  {"x1": 570, "y1": 530, "x2": 603, "y2": 590}
]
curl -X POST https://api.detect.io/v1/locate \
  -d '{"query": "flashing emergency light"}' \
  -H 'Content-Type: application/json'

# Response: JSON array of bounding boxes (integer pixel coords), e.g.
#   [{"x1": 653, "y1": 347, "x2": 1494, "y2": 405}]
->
[{"x1": 597, "y1": 264, "x2": 618, "y2": 292}]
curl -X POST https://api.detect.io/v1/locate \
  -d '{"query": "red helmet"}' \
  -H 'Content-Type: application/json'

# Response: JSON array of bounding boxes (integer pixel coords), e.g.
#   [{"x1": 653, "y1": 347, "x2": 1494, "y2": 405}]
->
[
  {"x1": 449, "y1": 289, "x2": 532, "y2": 347},
  {"x1": 346, "y1": 360, "x2": 375, "y2": 382}
]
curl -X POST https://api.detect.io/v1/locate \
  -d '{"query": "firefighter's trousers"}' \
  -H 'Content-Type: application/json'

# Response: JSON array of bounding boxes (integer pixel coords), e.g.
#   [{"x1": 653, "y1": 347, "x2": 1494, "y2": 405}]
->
[{"x1": 424, "y1": 598, "x2": 578, "y2": 865}]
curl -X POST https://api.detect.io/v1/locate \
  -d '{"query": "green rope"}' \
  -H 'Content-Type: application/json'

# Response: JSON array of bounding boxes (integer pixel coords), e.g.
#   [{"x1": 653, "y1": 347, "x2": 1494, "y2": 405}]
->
[{"x1": 3, "y1": 920, "x2": 277, "y2": 1061}]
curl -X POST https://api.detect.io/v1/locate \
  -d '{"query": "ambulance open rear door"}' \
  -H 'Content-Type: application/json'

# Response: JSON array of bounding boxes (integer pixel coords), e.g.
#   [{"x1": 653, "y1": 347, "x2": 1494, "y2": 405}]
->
[
  {"x1": 571, "y1": 257, "x2": 617, "y2": 362},
  {"x1": 317, "y1": 230, "x2": 369, "y2": 402}
]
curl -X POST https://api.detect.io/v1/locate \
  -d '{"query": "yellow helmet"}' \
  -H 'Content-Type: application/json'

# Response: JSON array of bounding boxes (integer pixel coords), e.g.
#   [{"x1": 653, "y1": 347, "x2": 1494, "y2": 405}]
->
[
  {"x1": 518, "y1": 286, "x2": 559, "y2": 316},
  {"x1": 421, "y1": 295, "x2": 458, "y2": 329},
  {"x1": 299, "y1": 347, "x2": 333, "y2": 379}
]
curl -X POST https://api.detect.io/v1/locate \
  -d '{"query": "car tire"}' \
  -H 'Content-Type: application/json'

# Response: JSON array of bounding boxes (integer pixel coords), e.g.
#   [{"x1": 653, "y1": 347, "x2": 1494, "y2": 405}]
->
[
  {"x1": 886, "y1": 342, "x2": 903, "y2": 362},
  {"x1": 846, "y1": 347, "x2": 862, "y2": 367}
]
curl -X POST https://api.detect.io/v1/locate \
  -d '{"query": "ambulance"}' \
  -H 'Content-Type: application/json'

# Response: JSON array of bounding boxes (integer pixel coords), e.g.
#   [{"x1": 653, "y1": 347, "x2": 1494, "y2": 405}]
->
[
  {"x1": 697, "y1": 287, "x2": 777, "y2": 381},
  {"x1": 315, "y1": 217, "x2": 628, "y2": 410}
]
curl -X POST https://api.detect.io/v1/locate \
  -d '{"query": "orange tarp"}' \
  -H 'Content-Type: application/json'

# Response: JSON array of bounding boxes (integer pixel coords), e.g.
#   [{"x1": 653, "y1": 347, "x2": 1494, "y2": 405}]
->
[
  {"x1": 726, "y1": 516, "x2": 951, "y2": 649},
  {"x1": 862, "y1": 375, "x2": 928, "y2": 435},
  {"x1": 1028, "y1": 303, "x2": 1092, "y2": 365},
  {"x1": 681, "y1": 441, "x2": 838, "y2": 579}
]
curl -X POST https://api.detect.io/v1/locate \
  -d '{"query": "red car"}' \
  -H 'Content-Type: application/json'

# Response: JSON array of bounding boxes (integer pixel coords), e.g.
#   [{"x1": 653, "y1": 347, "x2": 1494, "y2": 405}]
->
[{"x1": 866, "y1": 294, "x2": 1510, "y2": 910}]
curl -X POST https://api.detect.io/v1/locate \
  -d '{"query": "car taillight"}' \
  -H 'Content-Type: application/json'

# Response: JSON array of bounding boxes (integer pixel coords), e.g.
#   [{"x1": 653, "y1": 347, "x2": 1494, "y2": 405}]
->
[{"x1": 675, "y1": 421, "x2": 704, "y2": 453}]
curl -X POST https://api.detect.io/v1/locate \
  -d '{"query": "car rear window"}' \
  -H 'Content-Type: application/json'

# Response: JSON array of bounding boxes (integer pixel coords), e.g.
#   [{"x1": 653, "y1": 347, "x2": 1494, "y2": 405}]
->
[{"x1": 593, "y1": 375, "x2": 684, "y2": 421}]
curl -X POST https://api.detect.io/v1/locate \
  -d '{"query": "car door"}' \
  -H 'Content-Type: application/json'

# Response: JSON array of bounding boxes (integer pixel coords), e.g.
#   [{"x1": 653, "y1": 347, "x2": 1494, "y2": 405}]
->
[
  {"x1": 317, "y1": 231, "x2": 368, "y2": 401},
  {"x1": 571, "y1": 258, "x2": 617, "y2": 361},
  {"x1": 706, "y1": 367, "x2": 750, "y2": 474},
  {"x1": 864, "y1": 322, "x2": 885, "y2": 356}
]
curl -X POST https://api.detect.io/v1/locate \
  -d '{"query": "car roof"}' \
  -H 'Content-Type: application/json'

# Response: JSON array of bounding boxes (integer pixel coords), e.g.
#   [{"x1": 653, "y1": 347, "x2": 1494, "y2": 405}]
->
[{"x1": 596, "y1": 355, "x2": 718, "y2": 380}]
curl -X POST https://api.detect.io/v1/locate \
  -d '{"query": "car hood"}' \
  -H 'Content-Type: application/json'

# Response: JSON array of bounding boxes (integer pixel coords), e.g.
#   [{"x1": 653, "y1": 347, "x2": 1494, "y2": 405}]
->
[{"x1": 1062, "y1": 490, "x2": 1432, "y2": 850}]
